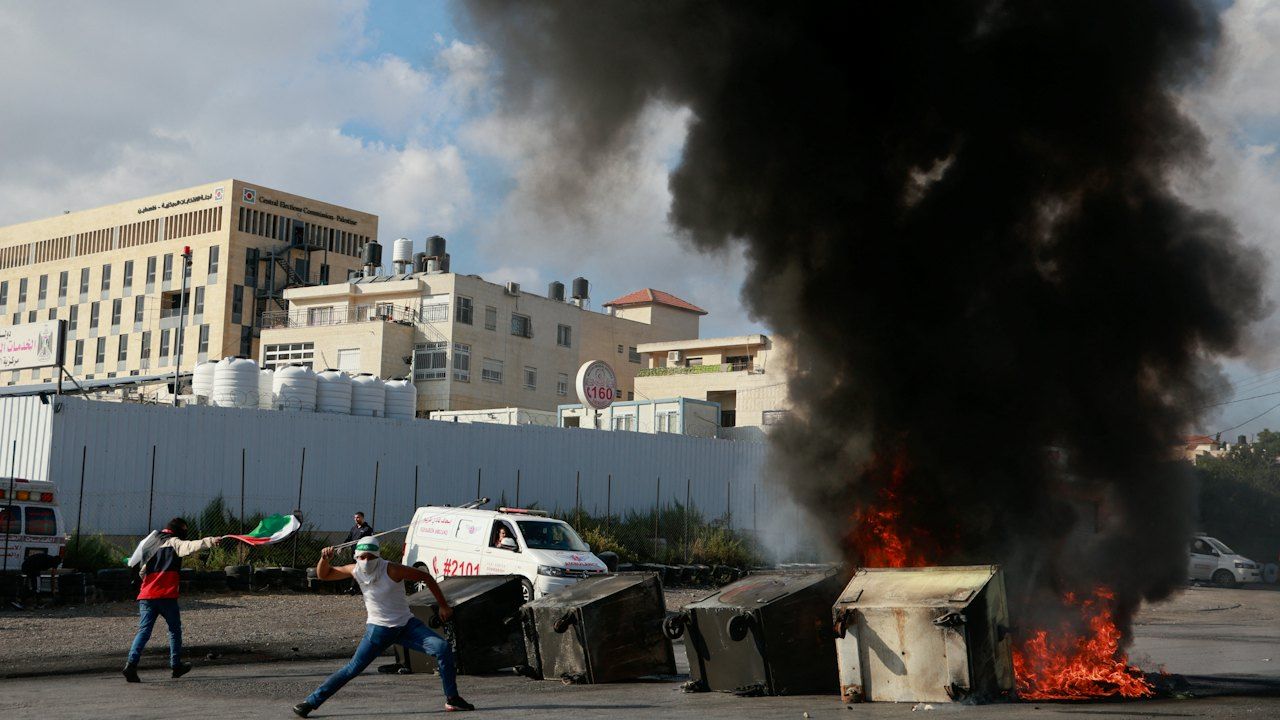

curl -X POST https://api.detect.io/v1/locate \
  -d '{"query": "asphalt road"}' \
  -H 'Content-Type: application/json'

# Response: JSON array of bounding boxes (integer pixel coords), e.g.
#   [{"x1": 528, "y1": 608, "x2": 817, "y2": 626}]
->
[{"x1": 3, "y1": 585, "x2": 1278, "y2": 719}]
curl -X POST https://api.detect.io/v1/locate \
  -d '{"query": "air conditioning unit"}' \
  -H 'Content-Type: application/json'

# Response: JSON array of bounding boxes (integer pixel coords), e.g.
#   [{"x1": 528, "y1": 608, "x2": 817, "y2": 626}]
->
[
  {"x1": 668, "y1": 350, "x2": 682, "y2": 363},
  {"x1": 505, "y1": 281, "x2": 521, "y2": 296}
]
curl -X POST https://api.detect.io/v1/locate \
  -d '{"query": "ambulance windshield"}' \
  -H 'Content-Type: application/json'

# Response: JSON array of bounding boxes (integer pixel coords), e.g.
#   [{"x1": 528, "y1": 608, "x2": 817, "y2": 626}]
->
[{"x1": 516, "y1": 520, "x2": 589, "y2": 552}]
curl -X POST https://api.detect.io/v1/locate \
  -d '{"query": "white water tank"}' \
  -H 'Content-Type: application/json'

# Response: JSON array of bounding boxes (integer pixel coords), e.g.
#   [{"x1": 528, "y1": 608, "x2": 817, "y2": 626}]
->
[
  {"x1": 384, "y1": 378, "x2": 416, "y2": 420},
  {"x1": 211, "y1": 356, "x2": 259, "y2": 409},
  {"x1": 316, "y1": 369, "x2": 353, "y2": 414},
  {"x1": 392, "y1": 237, "x2": 414, "y2": 265},
  {"x1": 351, "y1": 373, "x2": 386, "y2": 417},
  {"x1": 192, "y1": 361, "x2": 215, "y2": 399},
  {"x1": 257, "y1": 367, "x2": 273, "y2": 409},
  {"x1": 273, "y1": 364, "x2": 317, "y2": 412}
]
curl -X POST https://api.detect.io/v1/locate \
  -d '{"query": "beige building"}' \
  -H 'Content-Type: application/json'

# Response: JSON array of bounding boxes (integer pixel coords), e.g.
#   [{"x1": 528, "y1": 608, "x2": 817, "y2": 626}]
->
[
  {"x1": 259, "y1": 278, "x2": 705, "y2": 415},
  {"x1": 634, "y1": 334, "x2": 791, "y2": 439},
  {"x1": 558, "y1": 396, "x2": 722, "y2": 438},
  {"x1": 0, "y1": 180, "x2": 375, "y2": 386}
]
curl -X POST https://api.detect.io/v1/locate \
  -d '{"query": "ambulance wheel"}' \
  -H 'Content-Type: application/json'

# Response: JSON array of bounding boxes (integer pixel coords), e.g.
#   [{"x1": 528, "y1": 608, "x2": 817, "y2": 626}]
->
[
  {"x1": 1212, "y1": 570, "x2": 1237, "y2": 588},
  {"x1": 520, "y1": 579, "x2": 534, "y2": 604}
]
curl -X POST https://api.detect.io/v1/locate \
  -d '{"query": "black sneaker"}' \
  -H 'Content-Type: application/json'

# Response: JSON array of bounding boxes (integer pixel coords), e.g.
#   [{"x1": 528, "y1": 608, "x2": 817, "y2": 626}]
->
[
  {"x1": 445, "y1": 695, "x2": 475, "y2": 711},
  {"x1": 171, "y1": 662, "x2": 192, "y2": 679},
  {"x1": 122, "y1": 663, "x2": 140, "y2": 683},
  {"x1": 292, "y1": 701, "x2": 315, "y2": 718}
]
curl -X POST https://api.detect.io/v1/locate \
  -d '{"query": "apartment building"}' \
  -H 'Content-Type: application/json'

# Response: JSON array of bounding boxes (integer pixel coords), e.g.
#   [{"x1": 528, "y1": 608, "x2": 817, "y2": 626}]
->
[
  {"x1": 0, "y1": 180, "x2": 375, "y2": 385},
  {"x1": 259, "y1": 274, "x2": 705, "y2": 415},
  {"x1": 634, "y1": 334, "x2": 791, "y2": 439}
]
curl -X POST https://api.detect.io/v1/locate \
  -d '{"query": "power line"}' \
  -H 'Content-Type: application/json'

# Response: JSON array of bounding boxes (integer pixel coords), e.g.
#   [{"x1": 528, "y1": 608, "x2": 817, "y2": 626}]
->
[{"x1": 1211, "y1": 399, "x2": 1280, "y2": 437}]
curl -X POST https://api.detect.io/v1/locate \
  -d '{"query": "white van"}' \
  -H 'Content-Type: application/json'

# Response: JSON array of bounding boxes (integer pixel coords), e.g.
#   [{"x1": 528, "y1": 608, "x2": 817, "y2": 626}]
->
[
  {"x1": 0, "y1": 478, "x2": 68, "y2": 569},
  {"x1": 402, "y1": 505, "x2": 608, "y2": 601},
  {"x1": 1188, "y1": 535, "x2": 1262, "y2": 587}
]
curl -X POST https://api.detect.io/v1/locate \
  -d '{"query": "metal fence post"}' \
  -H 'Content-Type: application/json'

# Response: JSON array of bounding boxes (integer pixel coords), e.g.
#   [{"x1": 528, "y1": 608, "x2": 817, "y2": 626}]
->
[
  {"x1": 240, "y1": 448, "x2": 246, "y2": 533},
  {"x1": 146, "y1": 444, "x2": 157, "y2": 530},
  {"x1": 292, "y1": 447, "x2": 306, "y2": 567},
  {"x1": 727, "y1": 479, "x2": 732, "y2": 530},
  {"x1": 372, "y1": 460, "x2": 380, "y2": 530},
  {"x1": 73, "y1": 446, "x2": 87, "y2": 556},
  {"x1": 606, "y1": 474, "x2": 612, "y2": 531},
  {"x1": 515, "y1": 469, "x2": 521, "y2": 507},
  {"x1": 414, "y1": 465, "x2": 420, "y2": 509},
  {"x1": 575, "y1": 470, "x2": 581, "y2": 529},
  {"x1": 685, "y1": 477, "x2": 691, "y2": 563},
  {"x1": 476, "y1": 468, "x2": 482, "y2": 500},
  {"x1": 753, "y1": 483, "x2": 758, "y2": 534},
  {"x1": 653, "y1": 476, "x2": 661, "y2": 559}
]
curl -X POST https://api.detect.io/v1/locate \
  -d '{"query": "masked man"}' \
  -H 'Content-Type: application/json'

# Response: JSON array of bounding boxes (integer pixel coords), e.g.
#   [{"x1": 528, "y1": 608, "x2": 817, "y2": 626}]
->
[{"x1": 292, "y1": 537, "x2": 474, "y2": 716}]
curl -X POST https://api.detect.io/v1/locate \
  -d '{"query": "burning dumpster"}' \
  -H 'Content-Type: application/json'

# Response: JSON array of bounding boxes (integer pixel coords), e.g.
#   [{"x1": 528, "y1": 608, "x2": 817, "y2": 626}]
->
[
  {"x1": 521, "y1": 573, "x2": 675, "y2": 683},
  {"x1": 665, "y1": 569, "x2": 845, "y2": 695},
  {"x1": 395, "y1": 575, "x2": 527, "y2": 674},
  {"x1": 832, "y1": 565, "x2": 1013, "y2": 703}
]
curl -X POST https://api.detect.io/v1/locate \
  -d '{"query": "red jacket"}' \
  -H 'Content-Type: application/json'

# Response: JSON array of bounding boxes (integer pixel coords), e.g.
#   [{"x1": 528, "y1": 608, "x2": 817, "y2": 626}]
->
[{"x1": 133, "y1": 532, "x2": 218, "y2": 600}]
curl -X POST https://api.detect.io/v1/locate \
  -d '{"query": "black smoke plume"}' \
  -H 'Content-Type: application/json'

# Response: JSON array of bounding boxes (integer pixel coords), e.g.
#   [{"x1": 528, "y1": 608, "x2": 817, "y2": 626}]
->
[{"x1": 459, "y1": 1, "x2": 1265, "y2": 640}]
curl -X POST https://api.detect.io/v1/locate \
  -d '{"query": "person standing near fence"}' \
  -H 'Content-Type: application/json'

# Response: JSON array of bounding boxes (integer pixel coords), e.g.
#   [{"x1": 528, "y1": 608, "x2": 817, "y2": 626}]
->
[
  {"x1": 292, "y1": 537, "x2": 474, "y2": 716},
  {"x1": 122, "y1": 517, "x2": 225, "y2": 682},
  {"x1": 345, "y1": 511, "x2": 374, "y2": 543}
]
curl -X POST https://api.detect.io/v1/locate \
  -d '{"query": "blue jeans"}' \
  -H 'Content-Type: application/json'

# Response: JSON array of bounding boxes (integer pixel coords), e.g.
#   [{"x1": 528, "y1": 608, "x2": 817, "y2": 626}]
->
[
  {"x1": 307, "y1": 617, "x2": 457, "y2": 707},
  {"x1": 127, "y1": 599, "x2": 183, "y2": 667}
]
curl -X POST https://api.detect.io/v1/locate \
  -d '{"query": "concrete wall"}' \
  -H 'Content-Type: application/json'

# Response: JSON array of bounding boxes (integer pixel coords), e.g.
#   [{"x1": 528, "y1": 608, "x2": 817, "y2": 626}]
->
[{"x1": 10, "y1": 396, "x2": 767, "y2": 535}]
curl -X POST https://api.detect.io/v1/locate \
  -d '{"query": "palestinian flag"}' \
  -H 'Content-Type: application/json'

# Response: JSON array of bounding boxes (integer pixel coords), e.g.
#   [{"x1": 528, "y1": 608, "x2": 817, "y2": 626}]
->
[{"x1": 227, "y1": 514, "x2": 300, "y2": 545}]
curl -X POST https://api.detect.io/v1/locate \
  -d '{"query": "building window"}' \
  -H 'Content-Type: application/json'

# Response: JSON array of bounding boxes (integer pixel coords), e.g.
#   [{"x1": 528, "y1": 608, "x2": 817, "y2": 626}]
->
[
  {"x1": 611, "y1": 415, "x2": 636, "y2": 432},
  {"x1": 420, "y1": 297, "x2": 449, "y2": 323},
  {"x1": 18, "y1": 278, "x2": 27, "y2": 303},
  {"x1": 89, "y1": 302, "x2": 99, "y2": 330},
  {"x1": 307, "y1": 306, "x2": 334, "y2": 326},
  {"x1": 0, "y1": 280, "x2": 7, "y2": 307},
  {"x1": 617, "y1": 344, "x2": 624, "y2": 354},
  {"x1": 510, "y1": 313, "x2": 532, "y2": 338},
  {"x1": 762, "y1": 410, "x2": 789, "y2": 426},
  {"x1": 123, "y1": 261, "x2": 133, "y2": 292},
  {"x1": 145, "y1": 256, "x2": 157, "y2": 285},
  {"x1": 160, "y1": 290, "x2": 189, "y2": 319},
  {"x1": 555, "y1": 324, "x2": 572, "y2": 348},
  {"x1": 484, "y1": 305, "x2": 497, "y2": 331},
  {"x1": 208, "y1": 245, "x2": 220, "y2": 276},
  {"x1": 56, "y1": 272, "x2": 67, "y2": 300},
  {"x1": 522, "y1": 366, "x2": 537, "y2": 390},
  {"x1": 9, "y1": 313, "x2": 16, "y2": 325},
  {"x1": 194, "y1": 287, "x2": 204, "y2": 316},
  {"x1": 110, "y1": 299, "x2": 122, "y2": 327},
  {"x1": 628, "y1": 346, "x2": 640, "y2": 363},
  {"x1": 198, "y1": 325, "x2": 209, "y2": 355},
  {"x1": 73, "y1": 340, "x2": 84, "y2": 367},
  {"x1": 261, "y1": 342, "x2": 315, "y2": 370},
  {"x1": 162, "y1": 254, "x2": 173, "y2": 283},
  {"x1": 481, "y1": 358, "x2": 503, "y2": 384},
  {"x1": 657, "y1": 412, "x2": 679, "y2": 433},
  {"x1": 319, "y1": 263, "x2": 329, "y2": 284},
  {"x1": 101, "y1": 264, "x2": 111, "y2": 292},
  {"x1": 413, "y1": 342, "x2": 448, "y2": 381},
  {"x1": 239, "y1": 326, "x2": 252, "y2": 356},
  {"x1": 337, "y1": 348, "x2": 360, "y2": 373},
  {"x1": 453, "y1": 343, "x2": 471, "y2": 382},
  {"x1": 721, "y1": 410, "x2": 737, "y2": 428},
  {"x1": 47, "y1": 308, "x2": 55, "y2": 321},
  {"x1": 38, "y1": 275, "x2": 47, "y2": 302},
  {"x1": 455, "y1": 296, "x2": 473, "y2": 325},
  {"x1": 159, "y1": 329, "x2": 170, "y2": 361},
  {"x1": 141, "y1": 331, "x2": 151, "y2": 362},
  {"x1": 117, "y1": 335, "x2": 128, "y2": 362},
  {"x1": 27, "y1": 310, "x2": 35, "y2": 323},
  {"x1": 131, "y1": 296, "x2": 143, "y2": 324},
  {"x1": 232, "y1": 285, "x2": 244, "y2": 324},
  {"x1": 68, "y1": 305, "x2": 78, "y2": 331},
  {"x1": 557, "y1": 373, "x2": 569, "y2": 396},
  {"x1": 94, "y1": 337, "x2": 106, "y2": 365},
  {"x1": 77, "y1": 269, "x2": 88, "y2": 297},
  {"x1": 245, "y1": 248, "x2": 259, "y2": 288}
]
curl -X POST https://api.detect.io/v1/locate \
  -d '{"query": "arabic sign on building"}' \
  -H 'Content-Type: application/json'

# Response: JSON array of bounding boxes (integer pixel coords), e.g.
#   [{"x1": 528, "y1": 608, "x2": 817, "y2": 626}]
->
[
  {"x1": 575, "y1": 360, "x2": 618, "y2": 410},
  {"x1": 0, "y1": 320, "x2": 65, "y2": 371}
]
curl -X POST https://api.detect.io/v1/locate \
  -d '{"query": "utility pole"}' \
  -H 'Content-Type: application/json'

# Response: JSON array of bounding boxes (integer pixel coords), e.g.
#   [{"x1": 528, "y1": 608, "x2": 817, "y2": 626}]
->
[{"x1": 171, "y1": 246, "x2": 193, "y2": 406}]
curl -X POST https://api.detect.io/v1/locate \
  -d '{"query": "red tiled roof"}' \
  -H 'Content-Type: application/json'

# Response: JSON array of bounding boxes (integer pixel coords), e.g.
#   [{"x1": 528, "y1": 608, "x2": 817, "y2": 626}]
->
[
  {"x1": 603, "y1": 288, "x2": 707, "y2": 315},
  {"x1": 1184, "y1": 435, "x2": 1216, "y2": 447}
]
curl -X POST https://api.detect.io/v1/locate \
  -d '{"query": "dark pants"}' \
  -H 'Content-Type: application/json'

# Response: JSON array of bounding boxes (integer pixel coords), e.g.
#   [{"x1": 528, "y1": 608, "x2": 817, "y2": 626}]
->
[
  {"x1": 306, "y1": 617, "x2": 456, "y2": 707},
  {"x1": 127, "y1": 598, "x2": 183, "y2": 667}
]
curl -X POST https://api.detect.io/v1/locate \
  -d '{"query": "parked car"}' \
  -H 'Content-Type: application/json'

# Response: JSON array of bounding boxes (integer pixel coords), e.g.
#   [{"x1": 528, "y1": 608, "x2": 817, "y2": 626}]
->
[
  {"x1": 1188, "y1": 535, "x2": 1262, "y2": 587},
  {"x1": 402, "y1": 505, "x2": 607, "y2": 602},
  {"x1": 0, "y1": 478, "x2": 68, "y2": 571}
]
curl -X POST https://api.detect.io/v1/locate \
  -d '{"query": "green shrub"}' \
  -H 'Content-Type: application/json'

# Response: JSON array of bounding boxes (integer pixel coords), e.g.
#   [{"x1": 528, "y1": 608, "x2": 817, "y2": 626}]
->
[
  {"x1": 579, "y1": 527, "x2": 628, "y2": 558},
  {"x1": 690, "y1": 526, "x2": 754, "y2": 567},
  {"x1": 64, "y1": 533, "x2": 131, "y2": 573}
]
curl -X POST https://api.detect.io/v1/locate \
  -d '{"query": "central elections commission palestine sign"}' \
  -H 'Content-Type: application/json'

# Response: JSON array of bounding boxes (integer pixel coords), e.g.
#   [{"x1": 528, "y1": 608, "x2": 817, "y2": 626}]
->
[
  {"x1": 576, "y1": 360, "x2": 618, "y2": 410},
  {"x1": 0, "y1": 320, "x2": 65, "y2": 372}
]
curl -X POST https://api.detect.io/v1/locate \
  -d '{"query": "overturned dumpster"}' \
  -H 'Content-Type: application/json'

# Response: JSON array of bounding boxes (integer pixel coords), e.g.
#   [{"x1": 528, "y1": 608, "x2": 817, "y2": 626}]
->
[
  {"x1": 395, "y1": 575, "x2": 527, "y2": 674},
  {"x1": 522, "y1": 573, "x2": 675, "y2": 683},
  {"x1": 666, "y1": 569, "x2": 845, "y2": 695},
  {"x1": 832, "y1": 565, "x2": 1013, "y2": 703}
]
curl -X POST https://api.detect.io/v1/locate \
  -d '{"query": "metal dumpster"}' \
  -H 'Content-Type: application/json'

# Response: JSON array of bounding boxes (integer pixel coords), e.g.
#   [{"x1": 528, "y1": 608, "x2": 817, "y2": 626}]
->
[
  {"x1": 522, "y1": 572, "x2": 675, "y2": 683},
  {"x1": 666, "y1": 569, "x2": 845, "y2": 695},
  {"x1": 832, "y1": 565, "x2": 1013, "y2": 703},
  {"x1": 395, "y1": 574, "x2": 527, "y2": 674}
]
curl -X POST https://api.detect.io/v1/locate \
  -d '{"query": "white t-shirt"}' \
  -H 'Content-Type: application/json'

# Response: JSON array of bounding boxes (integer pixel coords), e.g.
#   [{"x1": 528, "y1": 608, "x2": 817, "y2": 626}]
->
[{"x1": 351, "y1": 559, "x2": 413, "y2": 628}]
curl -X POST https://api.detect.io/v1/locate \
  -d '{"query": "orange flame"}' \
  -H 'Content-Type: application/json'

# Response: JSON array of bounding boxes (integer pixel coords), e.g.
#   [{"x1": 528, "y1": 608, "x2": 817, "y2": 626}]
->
[
  {"x1": 1012, "y1": 588, "x2": 1153, "y2": 700},
  {"x1": 847, "y1": 451, "x2": 930, "y2": 567}
]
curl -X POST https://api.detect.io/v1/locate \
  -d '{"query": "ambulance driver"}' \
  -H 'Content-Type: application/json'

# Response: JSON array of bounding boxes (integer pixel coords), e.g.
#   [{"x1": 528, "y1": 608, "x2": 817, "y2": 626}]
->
[{"x1": 292, "y1": 537, "x2": 474, "y2": 716}]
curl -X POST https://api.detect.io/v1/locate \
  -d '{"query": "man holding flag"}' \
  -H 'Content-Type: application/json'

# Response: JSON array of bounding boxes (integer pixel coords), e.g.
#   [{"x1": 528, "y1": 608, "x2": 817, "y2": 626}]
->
[{"x1": 292, "y1": 536, "x2": 474, "y2": 716}]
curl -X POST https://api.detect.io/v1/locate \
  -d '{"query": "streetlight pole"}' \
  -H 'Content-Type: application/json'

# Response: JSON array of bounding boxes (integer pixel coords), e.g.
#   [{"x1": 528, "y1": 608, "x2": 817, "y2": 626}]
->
[{"x1": 172, "y1": 246, "x2": 192, "y2": 407}]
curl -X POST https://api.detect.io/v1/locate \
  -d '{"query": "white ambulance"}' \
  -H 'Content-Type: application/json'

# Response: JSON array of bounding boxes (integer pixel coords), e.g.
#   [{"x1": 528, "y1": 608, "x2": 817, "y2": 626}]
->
[
  {"x1": 401, "y1": 505, "x2": 608, "y2": 601},
  {"x1": 0, "y1": 478, "x2": 68, "y2": 570}
]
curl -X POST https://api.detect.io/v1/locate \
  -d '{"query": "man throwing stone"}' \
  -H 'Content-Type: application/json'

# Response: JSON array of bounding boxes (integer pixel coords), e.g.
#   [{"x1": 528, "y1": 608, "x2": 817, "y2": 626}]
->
[{"x1": 293, "y1": 537, "x2": 474, "y2": 716}]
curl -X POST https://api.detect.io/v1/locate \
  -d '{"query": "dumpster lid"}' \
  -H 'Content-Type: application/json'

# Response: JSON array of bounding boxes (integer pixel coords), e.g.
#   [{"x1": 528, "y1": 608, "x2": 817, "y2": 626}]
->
[
  {"x1": 835, "y1": 565, "x2": 1000, "y2": 608},
  {"x1": 690, "y1": 569, "x2": 840, "y2": 608},
  {"x1": 408, "y1": 574, "x2": 523, "y2": 606},
  {"x1": 524, "y1": 573, "x2": 657, "y2": 609}
]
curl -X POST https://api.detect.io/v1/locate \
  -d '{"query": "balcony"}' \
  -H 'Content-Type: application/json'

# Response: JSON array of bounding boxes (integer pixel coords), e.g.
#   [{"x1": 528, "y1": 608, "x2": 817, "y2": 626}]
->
[
  {"x1": 260, "y1": 305, "x2": 420, "y2": 329},
  {"x1": 637, "y1": 362, "x2": 755, "y2": 377}
]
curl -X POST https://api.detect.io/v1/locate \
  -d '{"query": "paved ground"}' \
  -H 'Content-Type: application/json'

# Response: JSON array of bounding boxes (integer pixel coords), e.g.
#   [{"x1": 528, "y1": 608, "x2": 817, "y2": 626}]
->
[{"x1": 2, "y1": 585, "x2": 1277, "y2": 719}]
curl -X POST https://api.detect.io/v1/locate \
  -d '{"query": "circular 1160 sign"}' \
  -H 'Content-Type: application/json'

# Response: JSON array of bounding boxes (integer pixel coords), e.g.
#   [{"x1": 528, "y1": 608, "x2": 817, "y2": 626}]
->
[{"x1": 576, "y1": 360, "x2": 618, "y2": 410}]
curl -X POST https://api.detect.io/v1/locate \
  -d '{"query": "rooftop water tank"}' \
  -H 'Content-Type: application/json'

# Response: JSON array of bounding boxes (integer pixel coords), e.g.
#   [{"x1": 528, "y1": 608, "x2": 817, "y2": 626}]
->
[
  {"x1": 413, "y1": 251, "x2": 427, "y2": 273},
  {"x1": 571, "y1": 277, "x2": 590, "y2": 300},
  {"x1": 548, "y1": 281, "x2": 565, "y2": 302},
  {"x1": 361, "y1": 239, "x2": 382, "y2": 268},
  {"x1": 257, "y1": 367, "x2": 273, "y2": 409},
  {"x1": 426, "y1": 235, "x2": 446, "y2": 259},
  {"x1": 316, "y1": 369, "x2": 353, "y2": 414},
  {"x1": 211, "y1": 356, "x2": 259, "y2": 409},
  {"x1": 393, "y1": 237, "x2": 414, "y2": 265},
  {"x1": 273, "y1": 363, "x2": 317, "y2": 412},
  {"x1": 192, "y1": 361, "x2": 215, "y2": 399},
  {"x1": 351, "y1": 373, "x2": 386, "y2": 418},
  {"x1": 385, "y1": 378, "x2": 416, "y2": 420}
]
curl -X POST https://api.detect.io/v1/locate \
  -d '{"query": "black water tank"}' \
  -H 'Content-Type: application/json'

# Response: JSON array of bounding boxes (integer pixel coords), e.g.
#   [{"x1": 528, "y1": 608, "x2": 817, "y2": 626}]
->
[
  {"x1": 571, "y1": 277, "x2": 589, "y2": 300},
  {"x1": 361, "y1": 240, "x2": 382, "y2": 267},
  {"x1": 441, "y1": 253, "x2": 451, "y2": 272},
  {"x1": 413, "y1": 252, "x2": 427, "y2": 272},
  {"x1": 426, "y1": 235, "x2": 447, "y2": 259},
  {"x1": 548, "y1": 281, "x2": 565, "y2": 302}
]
